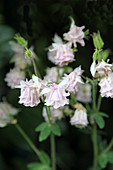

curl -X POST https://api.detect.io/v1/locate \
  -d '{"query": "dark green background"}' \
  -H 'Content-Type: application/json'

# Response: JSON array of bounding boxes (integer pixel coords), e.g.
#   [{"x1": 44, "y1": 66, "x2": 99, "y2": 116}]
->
[{"x1": 0, "y1": 0, "x2": 113, "y2": 169}]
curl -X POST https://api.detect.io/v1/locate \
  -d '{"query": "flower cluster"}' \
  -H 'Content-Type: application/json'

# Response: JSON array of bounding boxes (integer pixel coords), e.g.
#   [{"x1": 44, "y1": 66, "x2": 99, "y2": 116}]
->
[{"x1": 48, "y1": 19, "x2": 85, "y2": 66}]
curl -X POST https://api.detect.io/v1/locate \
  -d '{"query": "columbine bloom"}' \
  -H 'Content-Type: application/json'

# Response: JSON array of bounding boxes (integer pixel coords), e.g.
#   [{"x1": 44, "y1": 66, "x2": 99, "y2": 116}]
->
[
  {"x1": 70, "y1": 109, "x2": 88, "y2": 128},
  {"x1": 5, "y1": 68, "x2": 25, "y2": 89},
  {"x1": 63, "y1": 18, "x2": 85, "y2": 47},
  {"x1": 62, "y1": 66, "x2": 84, "y2": 93},
  {"x1": 44, "y1": 67, "x2": 64, "y2": 82},
  {"x1": 42, "y1": 107, "x2": 63, "y2": 123},
  {"x1": 17, "y1": 79, "x2": 41, "y2": 107},
  {"x1": 99, "y1": 73, "x2": 113, "y2": 98},
  {"x1": 41, "y1": 82, "x2": 70, "y2": 109},
  {"x1": 48, "y1": 34, "x2": 74, "y2": 66},
  {"x1": 0, "y1": 102, "x2": 18, "y2": 127},
  {"x1": 76, "y1": 84, "x2": 92, "y2": 103},
  {"x1": 90, "y1": 60, "x2": 112, "y2": 77}
]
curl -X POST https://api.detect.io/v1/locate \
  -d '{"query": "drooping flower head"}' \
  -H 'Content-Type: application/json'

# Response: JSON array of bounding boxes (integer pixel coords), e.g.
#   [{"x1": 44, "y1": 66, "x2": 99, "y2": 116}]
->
[
  {"x1": 70, "y1": 104, "x2": 88, "y2": 128},
  {"x1": 5, "y1": 67, "x2": 25, "y2": 89},
  {"x1": 48, "y1": 34, "x2": 74, "y2": 66},
  {"x1": 0, "y1": 102, "x2": 19, "y2": 127},
  {"x1": 42, "y1": 107, "x2": 63, "y2": 123},
  {"x1": 41, "y1": 82, "x2": 70, "y2": 109},
  {"x1": 99, "y1": 73, "x2": 113, "y2": 98},
  {"x1": 90, "y1": 60, "x2": 112, "y2": 78},
  {"x1": 76, "y1": 83, "x2": 92, "y2": 103},
  {"x1": 62, "y1": 66, "x2": 84, "y2": 93},
  {"x1": 63, "y1": 18, "x2": 85, "y2": 48}
]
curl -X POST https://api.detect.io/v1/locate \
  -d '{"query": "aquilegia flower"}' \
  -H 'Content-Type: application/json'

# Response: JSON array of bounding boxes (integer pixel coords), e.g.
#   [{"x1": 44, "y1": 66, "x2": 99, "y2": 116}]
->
[
  {"x1": 99, "y1": 73, "x2": 113, "y2": 98},
  {"x1": 48, "y1": 34, "x2": 74, "y2": 66},
  {"x1": 41, "y1": 82, "x2": 70, "y2": 109},
  {"x1": 90, "y1": 60, "x2": 112, "y2": 77},
  {"x1": 17, "y1": 79, "x2": 41, "y2": 107},
  {"x1": 5, "y1": 67, "x2": 25, "y2": 89},
  {"x1": 62, "y1": 66, "x2": 84, "y2": 93},
  {"x1": 70, "y1": 108, "x2": 88, "y2": 128},
  {"x1": 63, "y1": 18, "x2": 85, "y2": 48},
  {"x1": 0, "y1": 102, "x2": 19, "y2": 127}
]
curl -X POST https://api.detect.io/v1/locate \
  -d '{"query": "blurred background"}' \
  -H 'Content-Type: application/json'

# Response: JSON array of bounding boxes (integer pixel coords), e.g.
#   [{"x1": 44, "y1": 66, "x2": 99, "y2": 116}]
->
[{"x1": 0, "y1": 0, "x2": 113, "y2": 169}]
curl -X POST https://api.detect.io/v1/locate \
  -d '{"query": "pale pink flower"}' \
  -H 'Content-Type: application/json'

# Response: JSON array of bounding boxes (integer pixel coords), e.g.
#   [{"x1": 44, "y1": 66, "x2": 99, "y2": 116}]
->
[
  {"x1": 99, "y1": 73, "x2": 113, "y2": 98},
  {"x1": 44, "y1": 67, "x2": 64, "y2": 82},
  {"x1": 41, "y1": 82, "x2": 70, "y2": 109},
  {"x1": 96, "y1": 60, "x2": 112, "y2": 77},
  {"x1": 5, "y1": 68, "x2": 25, "y2": 89},
  {"x1": 90, "y1": 60, "x2": 112, "y2": 77},
  {"x1": 63, "y1": 19, "x2": 85, "y2": 47},
  {"x1": 42, "y1": 107, "x2": 63, "y2": 123},
  {"x1": 62, "y1": 66, "x2": 84, "y2": 93},
  {"x1": 76, "y1": 84, "x2": 92, "y2": 103},
  {"x1": 54, "y1": 43, "x2": 74, "y2": 66},
  {"x1": 48, "y1": 34, "x2": 74, "y2": 66},
  {"x1": 17, "y1": 79, "x2": 40, "y2": 107},
  {"x1": 0, "y1": 102, "x2": 18, "y2": 127},
  {"x1": 70, "y1": 109, "x2": 88, "y2": 128}
]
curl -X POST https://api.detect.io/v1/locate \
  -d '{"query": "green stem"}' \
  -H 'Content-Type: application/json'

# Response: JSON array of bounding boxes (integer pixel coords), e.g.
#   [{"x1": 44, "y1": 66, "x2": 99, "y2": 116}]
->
[
  {"x1": 15, "y1": 124, "x2": 45, "y2": 164},
  {"x1": 45, "y1": 107, "x2": 56, "y2": 170},
  {"x1": 97, "y1": 94, "x2": 102, "y2": 112},
  {"x1": 51, "y1": 132, "x2": 56, "y2": 170},
  {"x1": 32, "y1": 58, "x2": 41, "y2": 78},
  {"x1": 92, "y1": 82, "x2": 98, "y2": 170},
  {"x1": 100, "y1": 138, "x2": 113, "y2": 155}
]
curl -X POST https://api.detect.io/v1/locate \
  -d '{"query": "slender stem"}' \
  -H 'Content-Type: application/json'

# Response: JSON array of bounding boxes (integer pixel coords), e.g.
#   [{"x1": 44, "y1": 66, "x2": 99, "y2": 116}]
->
[
  {"x1": 92, "y1": 83, "x2": 96, "y2": 111},
  {"x1": 32, "y1": 58, "x2": 41, "y2": 78},
  {"x1": 92, "y1": 82, "x2": 98, "y2": 170},
  {"x1": 45, "y1": 107, "x2": 56, "y2": 170},
  {"x1": 97, "y1": 94, "x2": 102, "y2": 112},
  {"x1": 100, "y1": 138, "x2": 113, "y2": 155},
  {"x1": 15, "y1": 124, "x2": 45, "y2": 164},
  {"x1": 51, "y1": 132, "x2": 56, "y2": 170}
]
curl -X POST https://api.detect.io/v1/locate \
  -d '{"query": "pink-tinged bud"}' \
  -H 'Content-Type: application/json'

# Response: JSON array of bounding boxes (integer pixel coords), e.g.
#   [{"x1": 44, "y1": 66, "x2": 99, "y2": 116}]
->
[
  {"x1": 5, "y1": 68, "x2": 25, "y2": 89},
  {"x1": 17, "y1": 79, "x2": 40, "y2": 107},
  {"x1": 0, "y1": 102, "x2": 18, "y2": 127},
  {"x1": 70, "y1": 109, "x2": 88, "y2": 128},
  {"x1": 99, "y1": 73, "x2": 113, "y2": 98},
  {"x1": 48, "y1": 34, "x2": 74, "y2": 66},
  {"x1": 76, "y1": 84, "x2": 92, "y2": 103},
  {"x1": 62, "y1": 66, "x2": 84, "y2": 93},
  {"x1": 41, "y1": 82, "x2": 70, "y2": 109},
  {"x1": 63, "y1": 19, "x2": 85, "y2": 48},
  {"x1": 42, "y1": 107, "x2": 63, "y2": 123}
]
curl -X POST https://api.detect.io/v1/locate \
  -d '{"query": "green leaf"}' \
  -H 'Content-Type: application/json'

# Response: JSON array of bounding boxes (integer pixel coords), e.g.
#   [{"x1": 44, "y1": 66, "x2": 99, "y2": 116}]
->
[
  {"x1": 40, "y1": 151, "x2": 50, "y2": 165},
  {"x1": 35, "y1": 122, "x2": 49, "y2": 132},
  {"x1": 108, "y1": 152, "x2": 113, "y2": 164},
  {"x1": 27, "y1": 162, "x2": 52, "y2": 170},
  {"x1": 95, "y1": 115, "x2": 105, "y2": 129},
  {"x1": 98, "y1": 112, "x2": 109, "y2": 118},
  {"x1": 93, "y1": 50, "x2": 99, "y2": 61},
  {"x1": 51, "y1": 123, "x2": 61, "y2": 136},
  {"x1": 98, "y1": 154, "x2": 108, "y2": 169},
  {"x1": 101, "y1": 49, "x2": 111, "y2": 61},
  {"x1": 39, "y1": 125, "x2": 51, "y2": 142}
]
